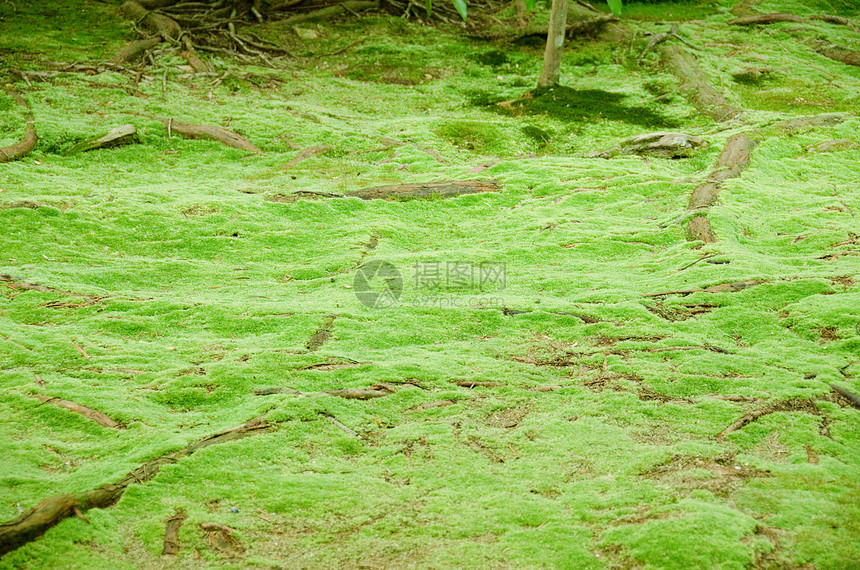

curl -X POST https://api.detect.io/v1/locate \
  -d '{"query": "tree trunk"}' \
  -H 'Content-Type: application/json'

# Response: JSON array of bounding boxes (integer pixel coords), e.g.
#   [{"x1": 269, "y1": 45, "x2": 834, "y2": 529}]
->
[{"x1": 539, "y1": 0, "x2": 569, "y2": 86}]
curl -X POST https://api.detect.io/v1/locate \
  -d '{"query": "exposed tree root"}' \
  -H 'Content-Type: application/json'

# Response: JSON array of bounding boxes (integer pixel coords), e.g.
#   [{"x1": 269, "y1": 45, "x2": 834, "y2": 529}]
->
[
  {"x1": 280, "y1": 144, "x2": 332, "y2": 170},
  {"x1": 716, "y1": 399, "x2": 819, "y2": 442},
  {"x1": 157, "y1": 117, "x2": 261, "y2": 152},
  {"x1": 201, "y1": 522, "x2": 244, "y2": 555},
  {"x1": 830, "y1": 384, "x2": 860, "y2": 410},
  {"x1": 31, "y1": 395, "x2": 124, "y2": 429},
  {"x1": 659, "y1": 45, "x2": 742, "y2": 122},
  {"x1": 346, "y1": 180, "x2": 501, "y2": 201},
  {"x1": 728, "y1": 12, "x2": 858, "y2": 32},
  {"x1": 0, "y1": 416, "x2": 271, "y2": 556},
  {"x1": 254, "y1": 384, "x2": 396, "y2": 399},
  {"x1": 121, "y1": 0, "x2": 182, "y2": 39},
  {"x1": 455, "y1": 380, "x2": 503, "y2": 388},
  {"x1": 683, "y1": 133, "x2": 759, "y2": 243},
  {"x1": 305, "y1": 315, "x2": 335, "y2": 352},
  {"x1": 161, "y1": 510, "x2": 186, "y2": 555},
  {"x1": 502, "y1": 307, "x2": 599, "y2": 323},
  {"x1": 112, "y1": 36, "x2": 163, "y2": 64},
  {"x1": 813, "y1": 43, "x2": 860, "y2": 68},
  {"x1": 65, "y1": 125, "x2": 141, "y2": 155},
  {"x1": 644, "y1": 279, "x2": 763, "y2": 297},
  {"x1": 0, "y1": 274, "x2": 71, "y2": 295},
  {"x1": 0, "y1": 90, "x2": 37, "y2": 163},
  {"x1": 728, "y1": 12, "x2": 806, "y2": 25}
]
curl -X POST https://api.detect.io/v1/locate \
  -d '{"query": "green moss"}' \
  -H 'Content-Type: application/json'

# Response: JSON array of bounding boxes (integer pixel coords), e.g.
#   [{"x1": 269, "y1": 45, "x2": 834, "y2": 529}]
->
[{"x1": 1, "y1": 0, "x2": 859, "y2": 568}]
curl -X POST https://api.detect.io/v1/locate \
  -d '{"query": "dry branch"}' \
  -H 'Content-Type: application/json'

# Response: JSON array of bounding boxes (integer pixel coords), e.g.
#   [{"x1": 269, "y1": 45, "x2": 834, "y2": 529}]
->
[
  {"x1": 659, "y1": 45, "x2": 741, "y2": 122},
  {"x1": 157, "y1": 117, "x2": 261, "y2": 152},
  {"x1": 346, "y1": 179, "x2": 501, "y2": 201},
  {"x1": 0, "y1": 417, "x2": 271, "y2": 555},
  {"x1": 0, "y1": 90, "x2": 37, "y2": 163},
  {"x1": 31, "y1": 395, "x2": 124, "y2": 429}
]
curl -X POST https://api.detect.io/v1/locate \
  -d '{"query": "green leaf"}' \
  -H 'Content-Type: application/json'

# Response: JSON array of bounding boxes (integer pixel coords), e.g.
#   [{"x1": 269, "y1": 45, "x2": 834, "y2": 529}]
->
[
  {"x1": 607, "y1": 0, "x2": 622, "y2": 16},
  {"x1": 452, "y1": 0, "x2": 467, "y2": 20},
  {"x1": 524, "y1": 0, "x2": 536, "y2": 11},
  {"x1": 426, "y1": 0, "x2": 432, "y2": 18}
]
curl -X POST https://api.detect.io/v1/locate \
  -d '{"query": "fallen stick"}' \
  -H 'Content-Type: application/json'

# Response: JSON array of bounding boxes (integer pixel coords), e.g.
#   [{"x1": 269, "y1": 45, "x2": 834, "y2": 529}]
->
[
  {"x1": 31, "y1": 395, "x2": 124, "y2": 429},
  {"x1": 0, "y1": 90, "x2": 38, "y2": 163},
  {"x1": 0, "y1": 416, "x2": 271, "y2": 555}
]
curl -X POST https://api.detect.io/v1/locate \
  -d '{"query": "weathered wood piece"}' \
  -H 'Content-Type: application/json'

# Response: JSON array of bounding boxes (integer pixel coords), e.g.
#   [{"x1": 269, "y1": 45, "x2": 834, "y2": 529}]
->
[
  {"x1": 0, "y1": 417, "x2": 270, "y2": 555},
  {"x1": 157, "y1": 117, "x2": 261, "y2": 152},
  {"x1": 587, "y1": 132, "x2": 707, "y2": 159},
  {"x1": 685, "y1": 133, "x2": 758, "y2": 242},
  {"x1": 659, "y1": 45, "x2": 742, "y2": 122},
  {"x1": 66, "y1": 125, "x2": 141, "y2": 155},
  {"x1": 0, "y1": 91, "x2": 38, "y2": 163},
  {"x1": 346, "y1": 180, "x2": 501, "y2": 201},
  {"x1": 31, "y1": 395, "x2": 124, "y2": 429}
]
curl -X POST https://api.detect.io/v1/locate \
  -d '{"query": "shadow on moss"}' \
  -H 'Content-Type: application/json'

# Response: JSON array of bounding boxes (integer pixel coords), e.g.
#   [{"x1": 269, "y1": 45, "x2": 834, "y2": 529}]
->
[{"x1": 474, "y1": 86, "x2": 680, "y2": 129}]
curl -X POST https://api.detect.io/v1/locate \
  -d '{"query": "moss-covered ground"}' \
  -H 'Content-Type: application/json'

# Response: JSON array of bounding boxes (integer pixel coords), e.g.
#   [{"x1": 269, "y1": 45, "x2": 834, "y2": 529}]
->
[{"x1": 1, "y1": 0, "x2": 859, "y2": 567}]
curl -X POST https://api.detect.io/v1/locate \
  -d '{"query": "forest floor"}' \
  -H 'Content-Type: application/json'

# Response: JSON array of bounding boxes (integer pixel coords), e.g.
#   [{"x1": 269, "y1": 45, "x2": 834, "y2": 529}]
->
[{"x1": 1, "y1": 0, "x2": 859, "y2": 568}]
